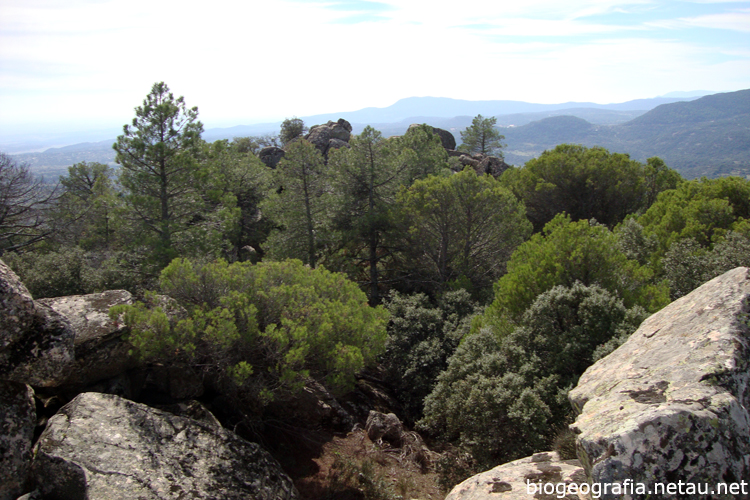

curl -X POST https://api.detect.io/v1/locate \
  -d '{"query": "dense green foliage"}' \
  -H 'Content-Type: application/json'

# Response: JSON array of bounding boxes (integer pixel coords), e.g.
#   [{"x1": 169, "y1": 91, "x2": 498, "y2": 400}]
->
[
  {"x1": 501, "y1": 144, "x2": 682, "y2": 232},
  {"x1": 56, "y1": 162, "x2": 119, "y2": 250},
  {"x1": 419, "y1": 283, "x2": 646, "y2": 471},
  {"x1": 398, "y1": 124, "x2": 451, "y2": 183},
  {"x1": 279, "y1": 117, "x2": 308, "y2": 145},
  {"x1": 394, "y1": 168, "x2": 531, "y2": 299},
  {"x1": 480, "y1": 214, "x2": 667, "y2": 329},
  {"x1": 201, "y1": 139, "x2": 272, "y2": 262},
  {"x1": 114, "y1": 82, "x2": 218, "y2": 269},
  {"x1": 637, "y1": 176, "x2": 750, "y2": 253},
  {"x1": 327, "y1": 127, "x2": 412, "y2": 305},
  {"x1": 6, "y1": 81, "x2": 750, "y2": 483},
  {"x1": 112, "y1": 258, "x2": 388, "y2": 406},
  {"x1": 382, "y1": 290, "x2": 478, "y2": 424},
  {"x1": 262, "y1": 139, "x2": 329, "y2": 267}
]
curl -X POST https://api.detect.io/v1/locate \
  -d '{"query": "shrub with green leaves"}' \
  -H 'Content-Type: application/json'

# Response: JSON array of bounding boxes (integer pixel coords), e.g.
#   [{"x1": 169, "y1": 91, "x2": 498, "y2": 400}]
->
[
  {"x1": 111, "y1": 258, "x2": 389, "y2": 406},
  {"x1": 662, "y1": 231, "x2": 750, "y2": 299},
  {"x1": 479, "y1": 214, "x2": 667, "y2": 333},
  {"x1": 5, "y1": 247, "x2": 143, "y2": 298},
  {"x1": 381, "y1": 289, "x2": 478, "y2": 424},
  {"x1": 419, "y1": 283, "x2": 646, "y2": 471},
  {"x1": 638, "y1": 176, "x2": 750, "y2": 254}
]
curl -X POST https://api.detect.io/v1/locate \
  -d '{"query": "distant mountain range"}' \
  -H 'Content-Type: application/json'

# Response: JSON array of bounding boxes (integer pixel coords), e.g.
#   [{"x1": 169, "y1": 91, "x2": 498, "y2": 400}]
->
[
  {"x1": 12, "y1": 90, "x2": 750, "y2": 180},
  {"x1": 502, "y1": 89, "x2": 750, "y2": 178}
]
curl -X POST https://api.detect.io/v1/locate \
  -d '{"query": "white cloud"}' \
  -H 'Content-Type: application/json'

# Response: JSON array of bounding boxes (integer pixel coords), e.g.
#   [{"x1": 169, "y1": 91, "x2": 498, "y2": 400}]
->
[
  {"x1": 0, "y1": 0, "x2": 748, "y2": 131},
  {"x1": 679, "y1": 9, "x2": 750, "y2": 32}
]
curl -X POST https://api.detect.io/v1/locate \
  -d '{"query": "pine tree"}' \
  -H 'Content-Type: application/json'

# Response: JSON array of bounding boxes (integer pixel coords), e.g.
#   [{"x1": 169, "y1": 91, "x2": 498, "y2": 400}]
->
[
  {"x1": 459, "y1": 114, "x2": 505, "y2": 156},
  {"x1": 263, "y1": 139, "x2": 329, "y2": 267},
  {"x1": 113, "y1": 82, "x2": 205, "y2": 269},
  {"x1": 328, "y1": 126, "x2": 406, "y2": 305}
]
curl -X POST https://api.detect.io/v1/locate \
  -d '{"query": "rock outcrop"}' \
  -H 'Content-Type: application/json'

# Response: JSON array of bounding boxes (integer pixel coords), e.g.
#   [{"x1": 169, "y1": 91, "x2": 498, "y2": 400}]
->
[
  {"x1": 32, "y1": 392, "x2": 299, "y2": 499},
  {"x1": 569, "y1": 267, "x2": 750, "y2": 498},
  {"x1": 259, "y1": 146, "x2": 286, "y2": 168},
  {"x1": 0, "y1": 381, "x2": 35, "y2": 500},
  {"x1": 304, "y1": 119, "x2": 352, "y2": 157},
  {"x1": 39, "y1": 290, "x2": 136, "y2": 392},
  {"x1": 445, "y1": 451, "x2": 588, "y2": 500},
  {"x1": 453, "y1": 152, "x2": 510, "y2": 177},
  {"x1": 0, "y1": 261, "x2": 74, "y2": 387}
]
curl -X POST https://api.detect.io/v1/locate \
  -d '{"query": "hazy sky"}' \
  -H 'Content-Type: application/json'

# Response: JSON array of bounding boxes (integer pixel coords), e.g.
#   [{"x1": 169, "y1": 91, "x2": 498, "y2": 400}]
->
[{"x1": 1, "y1": 0, "x2": 749, "y2": 134}]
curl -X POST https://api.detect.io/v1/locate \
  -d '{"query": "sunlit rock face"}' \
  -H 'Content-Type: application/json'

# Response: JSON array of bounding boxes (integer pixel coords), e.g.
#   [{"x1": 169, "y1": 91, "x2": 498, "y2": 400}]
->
[
  {"x1": 32, "y1": 392, "x2": 299, "y2": 500},
  {"x1": 445, "y1": 451, "x2": 587, "y2": 500},
  {"x1": 39, "y1": 290, "x2": 136, "y2": 391},
  {"x1": 569, "y1": 267, "x2": 750, "y2": 499}
]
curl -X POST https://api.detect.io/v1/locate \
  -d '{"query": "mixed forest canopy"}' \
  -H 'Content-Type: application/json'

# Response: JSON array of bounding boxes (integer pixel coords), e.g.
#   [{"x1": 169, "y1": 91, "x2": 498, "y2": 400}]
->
[{"x1": 3, "y1": 81, "x2": 750, "y2": 486}]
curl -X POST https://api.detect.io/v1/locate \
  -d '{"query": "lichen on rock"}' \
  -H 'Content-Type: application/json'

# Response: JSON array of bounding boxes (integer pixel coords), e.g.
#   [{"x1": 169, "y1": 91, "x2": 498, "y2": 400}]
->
[{"x1": 569, "y1": 267, "x2": 750, "y2": 498}]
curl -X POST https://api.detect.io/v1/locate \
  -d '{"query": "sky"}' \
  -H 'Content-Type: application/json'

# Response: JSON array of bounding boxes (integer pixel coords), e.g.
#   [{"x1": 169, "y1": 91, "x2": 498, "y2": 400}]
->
[{"x1": 1, "y1": 0, "x2": 749, "y2": 138}]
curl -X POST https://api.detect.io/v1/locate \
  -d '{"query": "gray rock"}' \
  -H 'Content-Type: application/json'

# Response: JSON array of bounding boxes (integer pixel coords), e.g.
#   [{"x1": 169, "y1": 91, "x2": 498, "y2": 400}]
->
[
  {"x1": 39, "y1": 290, "x2": 137, "y2": 390},
  {"x1": 477, "y1": 155, "x2": 510, "y2": 177},
  {"x1": 365, "y1": 410, "x2": 403, "y2": 446},
  {"x1": 0, "y1": 381, "x2": 35, "y2": 500},
  {"x1": 445, "y1": 451, "x2": 588, "y2": 500},
  {"x1": 305, "y1": 124, "x2": 332, "y2": 155},
  {"x1": 0, "y1": 261, "x2": 36, "y2": 350},
  {"x1": 155, "y1": 400, "x2": 223, "y2": 430},
  {"x1": 305, "y1": 119, "x2": 352, "y2": 157},
  {"x1": 327, "y1": 137, "x2": 351, "y2": 152},
  {"x1": 329, "y1": 119, "x2": 352, "y2": 142},
  {"x1": 569, "y1": 267, "x2": 750, "y2": 497},
  {"x1": 259, "y1": 146, "x2": 285, "y2": 168},
  {"x1": 0, "y1": 260, "x2": 74, "y2": 387},
  {"x1": 267, "y1": 379, "x2": 353, "y2": 432},
  {"x1": 458, "y1": 154, "x2": 480, "y2": 168},
  {"x1": 32, "y1": 392, "x2": 299, "y2": 500}
]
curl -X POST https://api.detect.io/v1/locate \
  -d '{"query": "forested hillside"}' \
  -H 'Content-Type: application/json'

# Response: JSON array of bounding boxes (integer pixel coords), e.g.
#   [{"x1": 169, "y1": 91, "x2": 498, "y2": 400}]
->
[
  {"x1": 2, "y1": 82, "x2": 750, "y2": 498},
  {"x1": 503, "y1": 89, "x2": 750, "y2": 178}
]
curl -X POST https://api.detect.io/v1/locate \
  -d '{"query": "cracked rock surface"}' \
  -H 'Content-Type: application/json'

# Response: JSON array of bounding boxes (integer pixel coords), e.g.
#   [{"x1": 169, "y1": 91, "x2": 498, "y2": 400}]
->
[
  {"x1": 569, "y1": 267, "x2": 750, "y2": 498},
  {"x1": 32, "y1": 392, "x2": 299, "y2": 500}
]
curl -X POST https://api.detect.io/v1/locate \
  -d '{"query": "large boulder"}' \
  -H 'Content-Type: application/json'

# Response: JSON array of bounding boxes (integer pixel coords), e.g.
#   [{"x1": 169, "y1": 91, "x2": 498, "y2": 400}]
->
[
  {"x1": 0, "y1": 381, "x2": 35, "y2": 500},
  {"x1": 569, "y1": 267, "x2": 750, "y2": 497},
  {"x1": 0, "y1": 260, "x2": 74, "y2": 387},
  {"x1": 259, "y1": 146, "x2": 285, "y2": 168},
  {"x1": 38, "y1": 290, "x2": 137, "y2": 391},
  {"x1": 365, "y1": 410, "x2": 404, "y2": 446},
  {"x1": 407, "y1": 124, "x2": 456, "y2": 150},
  {"x1": 32, "y1": 392, "x2": 299, "y2": 500},
  {"x1": 477, "y1": 155, "x2": 510, "y2": 177},
  {"x1": 445, "y1": 451, "x2": 588, "y2": 500},
  {"x1": 305, "y1": 119, "x2": 352, "y2": 157},
  {"x1": 266, "y1": 379, "x2": 354, "y2": 433},
  {"x1": 453, "y1": 152, "x2": 509, "y2": 177}
]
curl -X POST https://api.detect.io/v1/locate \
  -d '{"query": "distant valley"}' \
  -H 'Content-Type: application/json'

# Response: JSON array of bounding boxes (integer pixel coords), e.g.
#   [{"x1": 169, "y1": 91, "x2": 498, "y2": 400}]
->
[{"x1": 11, "y1": 90, "x2": 750, "y2": 180}]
